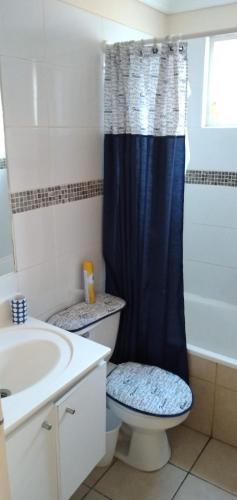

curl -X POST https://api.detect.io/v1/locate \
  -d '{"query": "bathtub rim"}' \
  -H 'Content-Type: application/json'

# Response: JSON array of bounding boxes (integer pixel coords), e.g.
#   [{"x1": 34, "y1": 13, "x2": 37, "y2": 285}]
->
[
  {"x1": 187, "y1": 343, "x2": 237, "y2": 370},
  {"x1": 185, "y1": 292, "x2": 237, "y2": 369}
]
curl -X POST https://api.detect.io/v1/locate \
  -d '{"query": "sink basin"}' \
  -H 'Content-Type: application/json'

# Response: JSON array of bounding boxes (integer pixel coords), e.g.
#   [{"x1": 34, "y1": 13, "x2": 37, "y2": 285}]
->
[
  {"x1": 0, "y1": 327, "x2": 72, "y2": 395},
  {"x1": 0, "y1": 317, "x2": 110, "y2": 436}
]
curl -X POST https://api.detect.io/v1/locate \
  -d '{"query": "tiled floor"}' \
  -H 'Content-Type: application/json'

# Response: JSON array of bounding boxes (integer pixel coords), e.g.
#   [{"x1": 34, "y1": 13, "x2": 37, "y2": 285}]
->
[{"x1": 70, "y1": 426, "x2": 237, "y2": 500}]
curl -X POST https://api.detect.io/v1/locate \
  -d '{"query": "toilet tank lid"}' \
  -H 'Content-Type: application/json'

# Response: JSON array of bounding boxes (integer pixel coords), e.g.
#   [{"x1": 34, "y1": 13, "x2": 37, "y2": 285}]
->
[{"x1": 47, "y1": 293, "x2": 126, "y2": 332}]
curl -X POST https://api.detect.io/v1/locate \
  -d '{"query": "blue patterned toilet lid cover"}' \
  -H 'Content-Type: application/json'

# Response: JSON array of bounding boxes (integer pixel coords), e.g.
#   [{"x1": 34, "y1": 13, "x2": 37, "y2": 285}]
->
[{"x1": 106, "y1": 362, "x2": 193, "y2": 418}]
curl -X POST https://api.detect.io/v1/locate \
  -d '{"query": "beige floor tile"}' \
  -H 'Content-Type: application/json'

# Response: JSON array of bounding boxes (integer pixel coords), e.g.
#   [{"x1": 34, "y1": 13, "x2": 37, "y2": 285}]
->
[
  {"x1": 185, "y1": 376, "x2": 215, "y2": 435},
  {"x1": 192, "y1": 439, "x2": 237, "y2": 495},
  {"x1": 70, "y1": 483, "x2": 90, "y2": 500},
  {"x1": 174, "y1": 474, "x2": 237, "y2": 500},
  {"x1": 168, "y1": 425, "x2": 209, "y2": 471},
  {"x1": 95, "y1": 460, "x2": 186, "y2": 500},
  {"x1": 85, "y1": 490, "x2": 110, "y2": 500},
  {"x1": 84, "y1": 461, "x2": 116, "y2": 488}
]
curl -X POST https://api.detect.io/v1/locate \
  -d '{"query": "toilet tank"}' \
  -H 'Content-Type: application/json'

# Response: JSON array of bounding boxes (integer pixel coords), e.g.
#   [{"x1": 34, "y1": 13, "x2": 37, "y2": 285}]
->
[{"x1": 85, "y1": 312, "x2": 121, "y2": 360}]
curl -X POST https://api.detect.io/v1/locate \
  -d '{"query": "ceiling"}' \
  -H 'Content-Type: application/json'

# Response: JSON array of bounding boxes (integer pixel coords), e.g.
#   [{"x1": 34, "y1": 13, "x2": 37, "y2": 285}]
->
[{"x1": 139, "y1": 0, "x2": 237, "y2": 13}]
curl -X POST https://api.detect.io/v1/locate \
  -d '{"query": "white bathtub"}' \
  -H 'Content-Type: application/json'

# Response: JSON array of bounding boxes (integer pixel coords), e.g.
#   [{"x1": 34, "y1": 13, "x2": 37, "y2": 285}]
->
[{"x1": 185, "y1": 293, "x2": 237, "y2": 369}]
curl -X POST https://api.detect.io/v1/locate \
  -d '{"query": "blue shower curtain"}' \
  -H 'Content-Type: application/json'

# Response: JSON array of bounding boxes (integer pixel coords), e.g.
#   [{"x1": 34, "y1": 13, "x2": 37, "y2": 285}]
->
[{"x1": 103, "y1": 41, "x2": 189, "y2": 382}]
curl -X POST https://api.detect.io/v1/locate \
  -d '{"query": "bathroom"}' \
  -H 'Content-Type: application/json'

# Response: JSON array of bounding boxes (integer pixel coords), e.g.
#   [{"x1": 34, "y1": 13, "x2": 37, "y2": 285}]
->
[{"x1": 0, "y1": 0, "x2": 237, "y2": 499}]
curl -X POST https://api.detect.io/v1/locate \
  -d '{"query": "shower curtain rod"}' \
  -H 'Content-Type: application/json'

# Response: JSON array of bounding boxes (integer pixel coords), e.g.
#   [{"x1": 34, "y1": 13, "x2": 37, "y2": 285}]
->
[{"x1": 103, "y1": 27, "x2": 237, "y2": 50}]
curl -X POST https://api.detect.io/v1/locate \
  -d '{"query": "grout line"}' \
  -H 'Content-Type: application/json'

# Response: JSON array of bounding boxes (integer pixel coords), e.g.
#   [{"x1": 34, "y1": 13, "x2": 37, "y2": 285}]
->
[
  {"x1": 185, "y1": 373, "x2": 215, "y2": 386},
  {"x1": 184, "y1": 257, "x2": 237, "y2": 272},
  {"x1": 81, "y1": 487, "x2": 91, "y2": 500},
  {"x1": 92, "y1": 460, "x2": 118, "y2": 490},
  {"x1": 189, "y1": 436, "x2": 211, "y2": 473},
  {"x1": 93, "y1": 489, "x2": 112, "y2": 500},
  {"x1": 190, "y1": 471, "x2": 237, "y2": 498},
  {"x1": 171, "y1": 469, "x2": 189, "y2": 499},
  {"x1": 170, "y1": 435, "x2": 211, "y2": 500},
  {"x1": 211, "y1": 374, "x2": 218, "y2": 437},
  {"x1": 168, "y1": 461, "x2": 189, "y2": 473},
  {"x1": 84, "y1": 459, "x2": 118, "y2": 491},
  {"x1": 83, "y1": 487, "x2": 112, "y2": 500},
  {"x1": 211, "y1": 437, "x2": 237, "y2": 453},
  {"x1": 189, "y1": 221, "x2": 237, "y2": 230},
  {"x1": 184, "y1": 257, "x2": 236, "y2": 272}
]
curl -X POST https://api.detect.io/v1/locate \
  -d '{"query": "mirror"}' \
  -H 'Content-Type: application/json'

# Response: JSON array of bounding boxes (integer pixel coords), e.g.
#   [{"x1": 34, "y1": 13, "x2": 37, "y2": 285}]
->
[{"x1": 0, "y1": 91, "x2": 14, "y2": 276}]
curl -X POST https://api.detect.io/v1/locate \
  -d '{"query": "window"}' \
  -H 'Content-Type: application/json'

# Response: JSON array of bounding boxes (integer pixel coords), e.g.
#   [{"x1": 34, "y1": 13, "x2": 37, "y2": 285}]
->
[{"x1": 204, "y1": 34, "x2": 237, "y2": 127}]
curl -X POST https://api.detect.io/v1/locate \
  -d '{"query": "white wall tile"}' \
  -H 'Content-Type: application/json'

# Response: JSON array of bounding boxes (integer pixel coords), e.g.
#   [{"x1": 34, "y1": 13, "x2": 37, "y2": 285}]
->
[
  {"x1": 184, "y1": 184, "x2": 237, "y2": 229},
  {"x1": 6, "y1": 127, "x2": 51, "y2": 192},
  {"x1": 184, "y1": 223, "x2": 237, "y2": 269},
  {"x1": 54, "y1": 196, "x2": 102, "y2": 258},
  {"x1": 185, "y1": 37, "x2": 237, "y2": 304},
  {"x1": 187, "y1": 127, "x2": 237, "y2": 171},
  {"x1": 187, "y1": 37, "x2": 206, "y2": 87},
  {"x1": 0, "y1": 272, "x2": 18, "y2": 326},
  {"x1": 56, "y1": 249, "x2": 104, "y2": 298},
  {"x1": 17, "y1": 259, "x2": 57, "y2": 319},
  {"x1": 1, "y1": 57, "x2": 48, "y2": 127},
  {"x1": 184, "y1": 259, "x2": 237, "y2": 305},
  {"x1": 56, "y1": 254, "x2": 82, "y2": 296},
  {"x1": 44, "y1": 0, "x2": 102, "y2": 68},
  {"x1": 0, "y1": 2, "x2": 150, "y2": 319},
  {"x1": 0, "y1": 0, "x2": 45, "y2": 60},
  {"x1": 0, "y1": 272, "x2": 17, "y2": 301},
  {"x1": 47, "y1": 64, "x2": 102, "y2": 127},
  {"x1": 49, "y1": 127, "x2": 103, "y2": 185},
  {"x1": 187, "y1": 85, "x2": 203, "y2": 129},
  {"x1": 13, "y1": 207, "x2": 55, "y2": 271}
]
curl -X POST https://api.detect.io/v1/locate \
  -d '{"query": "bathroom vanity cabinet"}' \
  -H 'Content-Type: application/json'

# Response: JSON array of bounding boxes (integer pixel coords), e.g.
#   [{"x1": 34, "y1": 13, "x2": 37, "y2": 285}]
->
[
  {"x1": 6, "y1": 363, "x2": 106, "y2": 500},
  {"x1": 6, "y1": 403, "x2": 57, "y2": 500}
]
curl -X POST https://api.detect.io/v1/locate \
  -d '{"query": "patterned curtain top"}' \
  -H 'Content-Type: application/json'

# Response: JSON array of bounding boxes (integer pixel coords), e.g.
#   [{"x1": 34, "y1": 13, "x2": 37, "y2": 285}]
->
[{"x1": 104, "y1": 41, "x2": 188, "y2": 137}]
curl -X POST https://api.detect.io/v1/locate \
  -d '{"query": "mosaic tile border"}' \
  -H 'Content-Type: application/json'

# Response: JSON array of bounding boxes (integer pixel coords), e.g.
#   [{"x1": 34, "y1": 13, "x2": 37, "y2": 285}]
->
[
  {"x1": 0, "y1": 158, "x2": 7, "y2": 169},
  {"x1": 10, "y1": 171, "x2": 237, "y2": 214},
  {"x1": 11, "y1": 179, "x2": 103, "y2": 214},
  {"x1": 185, "y1": 170, "x2": 237, "y2": 187}
]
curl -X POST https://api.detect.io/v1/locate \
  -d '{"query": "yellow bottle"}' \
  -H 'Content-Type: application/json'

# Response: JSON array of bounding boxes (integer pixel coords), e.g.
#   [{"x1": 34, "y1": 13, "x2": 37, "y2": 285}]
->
[{"x1": 83, "y1": 260, "x2": 96, "y2": 304}]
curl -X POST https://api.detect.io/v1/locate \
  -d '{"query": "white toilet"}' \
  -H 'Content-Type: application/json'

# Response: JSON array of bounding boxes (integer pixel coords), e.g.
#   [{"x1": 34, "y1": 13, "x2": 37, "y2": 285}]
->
[{"x1": 86, "y1": 310, "x2": 193, "y2": 472}]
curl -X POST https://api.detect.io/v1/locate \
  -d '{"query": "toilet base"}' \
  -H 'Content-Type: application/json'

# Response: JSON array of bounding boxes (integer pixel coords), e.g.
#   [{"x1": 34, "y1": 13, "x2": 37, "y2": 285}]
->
[{"x1": 115, "y1": 424, "x2": 171, "y2": 472}]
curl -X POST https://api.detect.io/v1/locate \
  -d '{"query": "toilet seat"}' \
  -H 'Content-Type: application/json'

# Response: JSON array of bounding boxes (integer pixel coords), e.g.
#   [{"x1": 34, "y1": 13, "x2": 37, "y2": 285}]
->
[
  {"x1": 106, "y1": 362, "x2": 193, "y2": 418},
  {"x1": 107, "y1": 362, "x2": 192, "y2": 471}
]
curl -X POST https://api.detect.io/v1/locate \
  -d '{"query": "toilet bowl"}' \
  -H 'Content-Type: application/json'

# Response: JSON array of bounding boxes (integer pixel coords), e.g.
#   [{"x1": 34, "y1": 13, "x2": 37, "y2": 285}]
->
[
  {"x1": 106, "y1": 362, "x2": 193, "y2": 471},
  {"x1": 107, "y1": 399, "x2": 190, "y2": 471},
  {"x1": 108, "y1": 398, "x2": 189, "y2": 472},
  {"x1": 73, "y1": 297, "x2": 193, "y2": 472}
]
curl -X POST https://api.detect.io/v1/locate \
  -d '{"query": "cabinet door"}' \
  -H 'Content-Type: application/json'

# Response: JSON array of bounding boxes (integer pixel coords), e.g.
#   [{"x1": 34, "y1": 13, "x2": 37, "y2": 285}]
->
[
  {"x1": 6, "y1": 405, "x2": 58, "y2": 500},
  {"x1": 56, "y1": 363, "x2": 106, "y2": 500}
]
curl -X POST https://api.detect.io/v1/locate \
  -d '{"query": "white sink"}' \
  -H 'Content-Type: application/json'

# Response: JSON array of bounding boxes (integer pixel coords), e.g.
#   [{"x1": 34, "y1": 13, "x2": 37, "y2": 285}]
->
[
  {"x1": 0, "y1": 327, "x2": 72, "y2": 395},
  {"x1": 0, "y1": 318, "x2": 110, "y2": 435}
]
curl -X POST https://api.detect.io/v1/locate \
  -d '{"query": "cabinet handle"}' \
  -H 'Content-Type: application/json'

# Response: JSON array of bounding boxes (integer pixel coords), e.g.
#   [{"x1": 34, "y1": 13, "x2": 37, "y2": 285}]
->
[
  {"x1": 42, "y1": 421, "x2": 52, "y2": 431},
  {"x1": 66, "y1": 407, "x2": 76, "y2": 415}
]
